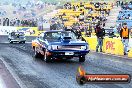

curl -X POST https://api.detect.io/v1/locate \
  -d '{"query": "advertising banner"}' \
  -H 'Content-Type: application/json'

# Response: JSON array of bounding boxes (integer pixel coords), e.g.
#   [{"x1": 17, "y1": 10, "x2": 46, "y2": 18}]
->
[
  {"x1": 17, "y1": 27, "x2": 44, "y2": 36},
  {"x1": 0, "y1": 26, "x2": 17, "y2": 35},
  {"x1": 0, "y1": 26, "x2": 44, "y2": 36}
]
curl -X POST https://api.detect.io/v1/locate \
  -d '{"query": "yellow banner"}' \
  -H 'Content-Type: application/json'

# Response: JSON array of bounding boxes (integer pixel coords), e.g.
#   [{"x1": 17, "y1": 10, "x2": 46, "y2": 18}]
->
[{"x1": 83, "y1": 36, "x2": 124, "y2": 56}]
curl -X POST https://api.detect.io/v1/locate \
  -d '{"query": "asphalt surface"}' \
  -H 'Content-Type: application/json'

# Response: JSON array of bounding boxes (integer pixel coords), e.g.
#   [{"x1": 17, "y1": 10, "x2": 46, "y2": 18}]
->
[
  {"x1": 0, "y1": 59, "x2": 20, "y2": 88},
  {"x1": 0, "y1": 35, "x2": 132, "y2": 88}
]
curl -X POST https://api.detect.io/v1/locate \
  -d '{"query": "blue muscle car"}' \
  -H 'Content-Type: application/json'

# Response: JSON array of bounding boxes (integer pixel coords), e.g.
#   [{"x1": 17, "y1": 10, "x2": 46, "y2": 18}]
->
[{"x1": 32, "y1": 30, "x2": 90, "y2": 62}]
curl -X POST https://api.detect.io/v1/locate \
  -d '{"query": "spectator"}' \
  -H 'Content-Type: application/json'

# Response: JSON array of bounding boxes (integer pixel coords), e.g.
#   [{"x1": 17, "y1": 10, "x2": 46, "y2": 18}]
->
[
  {"x1": 79, "y1": 13, "x2": 84, "y2": 22},
  {"x1": 38, "y1": 19, "x2": 43, "y2": 31},
  {"x1": 121, "y1": 1, "x2": 124, "y2": 6},
  {"x1": 56, "y1": 22, "x2": 65, "y2": 30},
  {"x1": 50, "y1": 22, "x2": 57, "y2": 30},
  {"x1": 75, "y1": 28, "x2": 82, "y2": 39},
  {"x1": 95, "y1": 22, "x2": 105, "y2": 52},
  {"x1": 3, "y1": 18, "x2": 5, "y2": 26},
  {"x1": 116, "y1": 1, "x2": 119, "y2": 7},
  {"x1": 120, "y1": 23, "x2": 130, "y2": 55}
]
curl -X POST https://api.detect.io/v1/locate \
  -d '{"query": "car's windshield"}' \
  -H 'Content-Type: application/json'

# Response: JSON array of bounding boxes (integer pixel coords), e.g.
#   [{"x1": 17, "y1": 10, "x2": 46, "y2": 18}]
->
[{"x1": 44, "y1": 31, "x2": 77, "y2": 41}]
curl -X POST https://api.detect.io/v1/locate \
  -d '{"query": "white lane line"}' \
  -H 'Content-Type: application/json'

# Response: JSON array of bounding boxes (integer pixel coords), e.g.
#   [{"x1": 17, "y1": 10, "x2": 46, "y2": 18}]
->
[
  {"x1": 0, "y1": 75, "x2": 7, "y2": 88},
  {"x1": 0, "y1": 57, "x2": 27, "y2": 88}
]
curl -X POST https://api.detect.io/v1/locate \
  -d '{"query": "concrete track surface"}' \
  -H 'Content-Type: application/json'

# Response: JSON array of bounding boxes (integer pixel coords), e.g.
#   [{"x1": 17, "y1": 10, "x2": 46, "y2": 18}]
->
[{"x1": 0, "y1": 35, "x2": 132, "y2": 88}]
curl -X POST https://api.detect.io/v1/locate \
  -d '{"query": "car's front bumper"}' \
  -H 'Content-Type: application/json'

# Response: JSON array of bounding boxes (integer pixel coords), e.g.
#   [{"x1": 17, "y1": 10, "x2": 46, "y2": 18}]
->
[
  {"x1": 47, "y1": 50, "x2": 90, "y2": 58},
  {"x1": 10, "y1": 39, "x2": 26, "y2": 42}
]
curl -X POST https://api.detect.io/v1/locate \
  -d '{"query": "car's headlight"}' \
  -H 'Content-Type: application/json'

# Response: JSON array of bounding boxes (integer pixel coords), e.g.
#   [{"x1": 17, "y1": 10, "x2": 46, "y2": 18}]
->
[
  {"x1": 48, "y1": 45, "x2": 52, "y2": 50},
  {"x1": 52, "y1": 45, "x2": 60, "y2": 50},
  {"x1": 81, "y1": 46, "x2": 87, "y2": 50}
]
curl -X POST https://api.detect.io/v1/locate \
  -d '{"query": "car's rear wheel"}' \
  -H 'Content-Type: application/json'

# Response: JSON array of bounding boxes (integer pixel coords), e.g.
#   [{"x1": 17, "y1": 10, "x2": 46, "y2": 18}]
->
[
  {"x1": 79, "y1": 56, "x2": 85, "y2": 62},
  {"x1": 44, "y1": 50, "x2": 52, "y2": 63}
]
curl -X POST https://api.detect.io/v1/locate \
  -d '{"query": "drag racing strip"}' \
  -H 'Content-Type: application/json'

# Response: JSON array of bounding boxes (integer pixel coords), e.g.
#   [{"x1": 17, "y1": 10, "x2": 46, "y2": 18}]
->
[
  {"x1": 0, "y1": 59, "x2": 21, "y2": 88},
  {"x1": 87, "y1": 52, "x2": 132, "y2": 74},
  {"x1": 0, "y1": 35, "x2": 132, "y2": 88},
  {"x1": 0, "y1": 46, "x2": 103, "y2": 88},
  {"x1": 0, "y1": 57, "x2": 27, "y2": 88},
  {"x1": 0, "y1": 44, "x2": 132, "y2": 88},
  {"x1": 88, "y1": 51, "x2": 132, "y2": 67}
]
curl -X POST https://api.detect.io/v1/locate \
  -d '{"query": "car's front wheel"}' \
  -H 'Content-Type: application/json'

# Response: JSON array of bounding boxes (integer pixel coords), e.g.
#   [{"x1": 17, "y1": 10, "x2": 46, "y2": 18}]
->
[
  {"x1": 23, "y1": 41, "x2": 25, "y2": 43},
  {"x1": 19, "y1": 41, "x2": 25, "y2": 44},
  {"x1": 44, "y1": 50, "x2": 52, "y2": 63},
  {"x1": 9, "y1": 39, "x2": 13, "y2": 43},
  {"x1": 34, "y1": 47, "x2": 41, "y2": 58},
  {"x1": 79, "y1": 56, "x2": 85, "y2": 62}
]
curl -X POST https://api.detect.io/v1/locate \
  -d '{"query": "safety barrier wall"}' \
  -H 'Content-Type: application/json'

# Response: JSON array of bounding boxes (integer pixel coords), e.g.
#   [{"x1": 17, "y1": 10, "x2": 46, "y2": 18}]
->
[
  {"x1": 0, "y1": 26, "x2": 44, "y2": 36},
  {"x1": 83, "y1": 36, "x2": 132, "y2": 58},
  {"x1": 82, "y1": 36, "x2": 97, "y2": 51}
]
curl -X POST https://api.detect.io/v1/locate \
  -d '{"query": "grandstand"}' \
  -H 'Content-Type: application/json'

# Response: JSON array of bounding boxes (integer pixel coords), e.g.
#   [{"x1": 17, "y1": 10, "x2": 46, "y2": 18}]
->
[
  {"x1": 51, "y1": 1, "x2": 114, "y2": 35},
  {"x1": 117, "y1": 1, "x2": 132, "y2": 28},
  {"x1": 0, "y1": 0, "x2": 130, "y2": 29},
  {"x1": 0, "y1": 0, "x2": 58, "y2": 26},
  {"x1": 105, "y1": 5, "x2": 121, "y2": 28}
]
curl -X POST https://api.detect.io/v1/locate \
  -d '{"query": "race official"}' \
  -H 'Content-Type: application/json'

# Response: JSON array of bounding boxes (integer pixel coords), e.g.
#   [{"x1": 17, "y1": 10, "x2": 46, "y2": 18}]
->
[
  {"x1": 95, "y1": 23, "x2": 105, "y2": 52},
  {"x1": 120, "y1": 23, "x2": 130, "y2": 55}
]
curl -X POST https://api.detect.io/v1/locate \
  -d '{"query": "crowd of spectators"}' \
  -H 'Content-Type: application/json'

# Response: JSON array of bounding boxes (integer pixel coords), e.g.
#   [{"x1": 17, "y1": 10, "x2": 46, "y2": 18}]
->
[
  {"x1": 0, "y1": 17, "x2": 49, "y2": 27},
  {"x1": 49, "y1": 1, "x2": 113, "y2": 37},
  {"x1": 13, "y1": 1, "x2": 56, "y2": 18},
  {"x1": 117, "y1": 1, "x2": 132, "y2": 28},
  {"x1": 62, "y1": 2, "x2": 111, "y2": 30},
  {"x1": 64, "y1": 2, "x2": 111, "y2": 15},
  {"x1": 0, "y1": 1, "x2": 57, "y2": 27},
  {"x1": 118, "y1": 11, "x2": 132, "y2": 20},
  {"x1": 121, "y1": 1, "x2": 132, "y2": 10}
]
